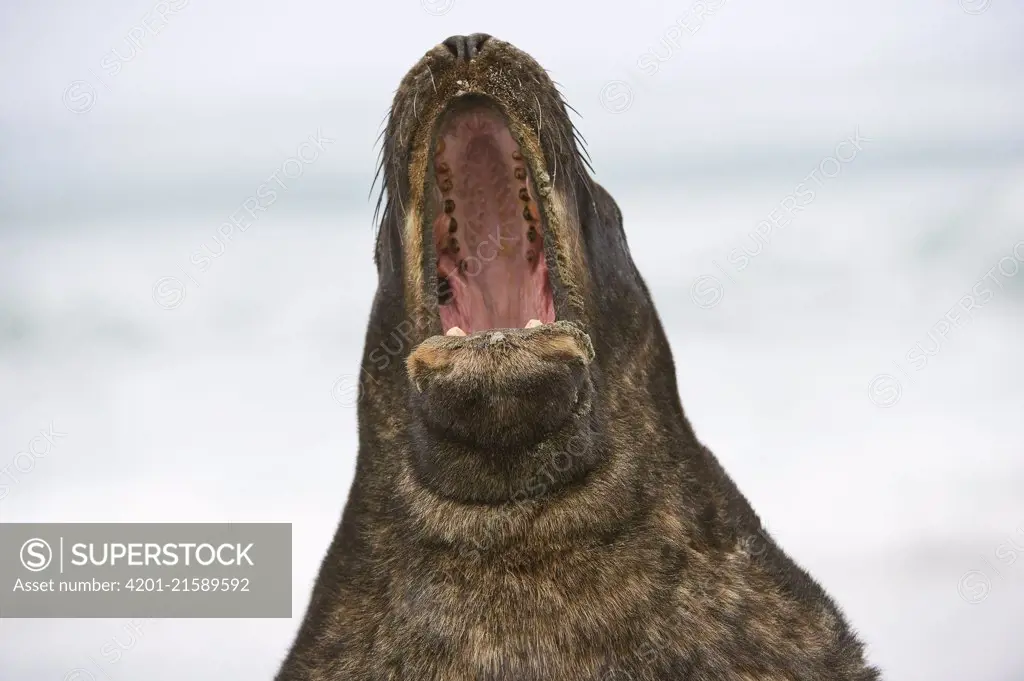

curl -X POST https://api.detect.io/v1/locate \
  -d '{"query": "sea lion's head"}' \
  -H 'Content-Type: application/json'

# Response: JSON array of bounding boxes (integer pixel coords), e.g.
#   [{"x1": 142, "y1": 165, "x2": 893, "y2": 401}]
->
[{"x1": 362, "y1": 35, "x2": 692, "y2": 522}]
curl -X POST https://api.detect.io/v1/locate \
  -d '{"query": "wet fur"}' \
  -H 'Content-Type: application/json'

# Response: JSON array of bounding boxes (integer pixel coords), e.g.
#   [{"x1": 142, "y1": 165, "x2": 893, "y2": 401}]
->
[{"x1": 276, "y1": 37, "x2": 881, "y2": 681}]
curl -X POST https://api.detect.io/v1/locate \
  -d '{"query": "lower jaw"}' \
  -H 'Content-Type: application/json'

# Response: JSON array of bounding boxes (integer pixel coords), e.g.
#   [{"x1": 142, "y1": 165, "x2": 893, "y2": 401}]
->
[
  {"x1": 404, "y1": 321, "x2": 597, "y2": 504},
  {"x1": 408, "y1": 414, "x2": 597, "y2": 505}
]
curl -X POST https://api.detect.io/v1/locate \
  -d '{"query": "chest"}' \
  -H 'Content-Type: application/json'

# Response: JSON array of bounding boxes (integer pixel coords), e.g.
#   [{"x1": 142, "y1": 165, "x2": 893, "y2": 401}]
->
[{"x1": 360, "y1": 553, "x2": 683, "y2": 681}]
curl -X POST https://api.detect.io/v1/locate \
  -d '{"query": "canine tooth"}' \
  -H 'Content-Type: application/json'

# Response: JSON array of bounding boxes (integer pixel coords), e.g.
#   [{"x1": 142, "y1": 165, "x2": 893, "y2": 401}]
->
[
  {"x1": 514, "y1": 167, "x2": 527, "y2": 181},
  {"x1": 446, "y1": 326, "x2": 466, "y2": 336},
  {"x1": 526, "y1": 319, "x2": 542, "y2": 328},
  {"x1": 518, "y1": 187, "x2": 530, "y2": 202},
  {"x1": 527, "y1": 225, "x2": 537, "y2": 242},
  {"x1": 448, "y1": 217, "x2": 458, "y2": 233},
  {"x1": 436, "y1": 161, "x2": 450, "y2": 175},
  {"x1": 444, "y1": 199, "x2": 456, "y2": 214},
  {"x1": 512, "y1": 150, "x2": 523, "y2": 161}
]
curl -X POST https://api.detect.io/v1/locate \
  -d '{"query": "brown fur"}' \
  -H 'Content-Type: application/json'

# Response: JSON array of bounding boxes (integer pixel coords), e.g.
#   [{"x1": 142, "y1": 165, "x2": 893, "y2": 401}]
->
[
  {"x1": 407, "y1": 321, "x2": 593, "y2": 386},
  {"x1": 277, "y1": 35, "x2": 881, "y2": 681}
]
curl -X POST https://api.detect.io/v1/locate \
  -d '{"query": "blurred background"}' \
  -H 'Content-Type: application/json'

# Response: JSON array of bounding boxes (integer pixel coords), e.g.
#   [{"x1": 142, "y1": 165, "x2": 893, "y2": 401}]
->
[{"x1": 1, "y1": 0, "x2": 1022, "y2": 678}]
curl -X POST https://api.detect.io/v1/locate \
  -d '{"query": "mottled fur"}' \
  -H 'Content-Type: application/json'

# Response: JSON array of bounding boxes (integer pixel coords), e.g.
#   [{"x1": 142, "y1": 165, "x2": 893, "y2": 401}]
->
[{"x1": 277, "y1": 36, "x2": 881, "y2": 681}]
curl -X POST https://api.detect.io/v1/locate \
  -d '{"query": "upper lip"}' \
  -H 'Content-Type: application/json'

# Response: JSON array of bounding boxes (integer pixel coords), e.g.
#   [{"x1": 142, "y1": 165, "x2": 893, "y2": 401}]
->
[{"x1": 376, "y1": 36, "x2": 588, "y2": 341}]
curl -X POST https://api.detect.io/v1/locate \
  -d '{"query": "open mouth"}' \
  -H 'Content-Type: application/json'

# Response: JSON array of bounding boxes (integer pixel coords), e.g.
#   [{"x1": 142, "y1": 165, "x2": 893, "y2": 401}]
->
[{"x1": 429, "y1": 100, "x2": 556, "y2": 336}]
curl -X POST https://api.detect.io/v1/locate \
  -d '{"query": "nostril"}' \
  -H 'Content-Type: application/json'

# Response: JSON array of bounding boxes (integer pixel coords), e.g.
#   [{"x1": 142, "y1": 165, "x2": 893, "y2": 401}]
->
[
  {"x1": 442, "y1": 35, "x2": 463, "y2": 59},
  {"x1": 468, "y1": 33, "x2": 491, "y2": 55},
  {"x1": 442, "y1": 33, "x2": 492, "y2": 62}
]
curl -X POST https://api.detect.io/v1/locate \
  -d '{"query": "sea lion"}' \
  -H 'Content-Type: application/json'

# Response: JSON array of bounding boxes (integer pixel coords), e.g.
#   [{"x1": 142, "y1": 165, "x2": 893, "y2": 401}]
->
[{"x1": 276, "y1": 34, "x2": 881, "y2": 681}]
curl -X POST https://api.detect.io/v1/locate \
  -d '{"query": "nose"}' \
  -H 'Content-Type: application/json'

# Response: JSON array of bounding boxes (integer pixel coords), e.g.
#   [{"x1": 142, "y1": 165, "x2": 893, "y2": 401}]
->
[{"x1": 442, "y1": 33, "x2": 491, "y2": 62}]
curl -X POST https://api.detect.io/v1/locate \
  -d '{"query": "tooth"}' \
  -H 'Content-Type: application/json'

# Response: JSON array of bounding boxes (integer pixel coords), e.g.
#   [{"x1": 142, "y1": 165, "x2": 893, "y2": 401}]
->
[
  {"x1": 526, "y1": 319, "x2": 542, "y2": 328},
  {"x1": 524, "y1": 202, "x2": 539, "y2": 223},
  {"x1": 444, "y1": 199, "x2": 456, "y2": 214},
  {"x1": 518, "y1": 187, "x2": 530, "y2": 202},
  {"x1": 512, "y1": 150, "x2": 523, "y2": 161},
  {"x1": 446, "y1": 326, "x2": 466, "y2": 336},
  {"x1": 437, "y1": 277, "x2": 452, "y2": 304},
  {"x1": 514, "y1": 167, "x2": 527, "y2": 181}
]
